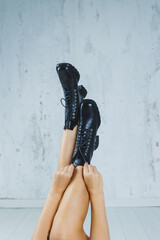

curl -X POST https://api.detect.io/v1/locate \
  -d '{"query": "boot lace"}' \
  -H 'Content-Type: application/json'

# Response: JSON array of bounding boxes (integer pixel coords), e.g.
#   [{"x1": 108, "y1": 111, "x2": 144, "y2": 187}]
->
[
  {"x1": 74, "y1": 126, "x2": 93, "y2": 160},
  {"x1": 60, "y1": 89, "x2": 77, "y2": 119}
]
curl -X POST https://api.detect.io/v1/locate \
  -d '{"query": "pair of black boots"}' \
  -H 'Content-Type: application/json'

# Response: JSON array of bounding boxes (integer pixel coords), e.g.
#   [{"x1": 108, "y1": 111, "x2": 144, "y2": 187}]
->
[{"x1": 56, "y1": 63, "x2": 101, "y2": 167}]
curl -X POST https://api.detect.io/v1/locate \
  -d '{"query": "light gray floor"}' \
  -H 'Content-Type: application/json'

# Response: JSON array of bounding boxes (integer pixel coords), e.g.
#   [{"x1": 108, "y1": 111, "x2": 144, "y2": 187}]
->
[{"x1": 0, "y1": 207, "x2": 160, "y2": 240}]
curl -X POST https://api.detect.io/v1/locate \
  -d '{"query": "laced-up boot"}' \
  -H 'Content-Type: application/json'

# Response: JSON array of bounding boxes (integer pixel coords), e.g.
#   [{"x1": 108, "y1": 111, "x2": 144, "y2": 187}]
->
[
  {"x1": 56, "y1": 63, "x2": 87, "y2": 130},
  {"x1": 72, "y1": 99, "x2": 101, "y2": 167}
]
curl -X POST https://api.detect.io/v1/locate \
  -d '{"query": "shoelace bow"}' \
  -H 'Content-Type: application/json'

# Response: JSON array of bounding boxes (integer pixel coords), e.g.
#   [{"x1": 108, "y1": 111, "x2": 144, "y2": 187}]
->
[{"x1": 60, "y1": 89, "x2": 76, "y2": 108}]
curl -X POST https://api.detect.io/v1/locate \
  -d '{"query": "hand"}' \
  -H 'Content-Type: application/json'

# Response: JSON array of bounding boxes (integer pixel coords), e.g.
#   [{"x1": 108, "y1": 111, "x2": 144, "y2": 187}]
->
[
  {"x1": 51, "y1": 164, "x2": 75, "y2": 195},
  {"x1": 83, "y1": 163, "x2": 103, "y2": 196}
]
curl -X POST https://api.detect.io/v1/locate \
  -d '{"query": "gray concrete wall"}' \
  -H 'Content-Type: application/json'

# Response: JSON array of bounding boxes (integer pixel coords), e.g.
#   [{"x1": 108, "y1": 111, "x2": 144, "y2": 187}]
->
[{"x1": 0, "y1": 0, "x2": 160, "y2": 205}]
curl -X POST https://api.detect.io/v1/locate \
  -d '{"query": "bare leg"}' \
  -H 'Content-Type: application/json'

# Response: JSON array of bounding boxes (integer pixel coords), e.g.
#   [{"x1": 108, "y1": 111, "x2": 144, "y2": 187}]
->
[
  {"x1": 50, "y1": 126, "x2": 89, "y2": 239},
  {"x1": 50, "y1": 166, "x2": 90, "y2": 240},
  {"x1": 57, "y1": 127, "x2": 78, "y2": 170}
]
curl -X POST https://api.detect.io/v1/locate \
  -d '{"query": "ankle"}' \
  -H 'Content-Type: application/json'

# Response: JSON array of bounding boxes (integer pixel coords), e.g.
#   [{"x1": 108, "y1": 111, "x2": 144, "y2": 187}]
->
[{"x1": 76, "y1": 165, "x2": 83, "y2": 171}]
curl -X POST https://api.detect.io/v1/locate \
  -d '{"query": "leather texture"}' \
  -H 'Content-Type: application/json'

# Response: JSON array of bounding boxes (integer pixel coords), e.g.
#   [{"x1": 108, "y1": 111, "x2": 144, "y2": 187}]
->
[
  {"x1": 56, "y1": 63, "x2": 87, "y2": 130},
  {"x1": 72, "y1": 99, "x2": 101, "y2": 167}
]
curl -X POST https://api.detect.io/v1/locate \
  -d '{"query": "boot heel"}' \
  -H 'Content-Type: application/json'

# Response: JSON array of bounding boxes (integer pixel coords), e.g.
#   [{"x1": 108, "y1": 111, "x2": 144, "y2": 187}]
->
[
  {"x1": 78, "y1": 85, "x2": 87, "y2": 98},
  {"x1": 94, "y1": 135, "x2": 99, "y2": 150}
]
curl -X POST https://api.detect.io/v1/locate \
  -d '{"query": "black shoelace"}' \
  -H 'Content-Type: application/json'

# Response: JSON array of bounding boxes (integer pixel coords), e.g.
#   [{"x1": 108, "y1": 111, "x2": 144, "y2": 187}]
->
[
  {"x1": 74, "y1": 126, "x2": 93, "y2": 160},
  {"x1": 60, "y1": 89, "x2": 78, "y2": 120},
  {"x1": 60, "y1": 89, "x2": 73, "y2": 108}
]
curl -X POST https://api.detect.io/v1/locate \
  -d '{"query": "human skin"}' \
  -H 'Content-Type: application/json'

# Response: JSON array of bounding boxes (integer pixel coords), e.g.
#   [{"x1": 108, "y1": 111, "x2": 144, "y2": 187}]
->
[
  {"x1": 32, "y1": 127, "x2": 79, "y2": 240},
  {"x1": 57, "y1": 126, "x2": 78, "y2": 170},
  {"x1": 32, "y1": 129, "x2": 110, "y2": 240},
  {"x1": 83, "y1": 163, "x2": 110, "y2": 240},
  {"x1": 32, "y1": 164, "x2": 75, "y2": 240},
  {"x1": 49, "y1": 165, "x2": 90, "y2": 240}
]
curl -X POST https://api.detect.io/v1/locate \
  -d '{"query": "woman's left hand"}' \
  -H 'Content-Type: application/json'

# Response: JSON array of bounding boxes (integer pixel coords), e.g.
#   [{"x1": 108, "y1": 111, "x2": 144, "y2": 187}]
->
[{"x1": 51, "y1": 164, "x2": 75, "y2": 196}]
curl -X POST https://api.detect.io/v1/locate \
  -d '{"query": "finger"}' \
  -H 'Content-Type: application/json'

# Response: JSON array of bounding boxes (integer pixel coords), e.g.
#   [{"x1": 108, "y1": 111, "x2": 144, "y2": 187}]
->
[
  {"x1": 93, "y1": 166, "x2": 97, "y2": 173},
  {"x1": 58, "y1": 167, "x2": 65, "y2": 173},
  {"x1": 83, "y1": 162, "x2": 89, "y2": 174},
  {"x1": 68, "y1": 163, "x2": 74, "y2": 171},
  {"x1": 63, "y1": 165, "x2": 70, "y2": 173},
  {"x1": 68, "y1": 164, "x2": 75, "y2": 175},
  {"x1": 88, "y1": 164, "x2": 94, "y2": 173}
]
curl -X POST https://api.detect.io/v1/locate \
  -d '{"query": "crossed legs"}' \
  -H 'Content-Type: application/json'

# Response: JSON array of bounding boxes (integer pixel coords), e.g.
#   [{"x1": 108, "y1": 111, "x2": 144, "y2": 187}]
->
[{"x1": 49, "y1": 129, "x2": 90, "y2": 240}]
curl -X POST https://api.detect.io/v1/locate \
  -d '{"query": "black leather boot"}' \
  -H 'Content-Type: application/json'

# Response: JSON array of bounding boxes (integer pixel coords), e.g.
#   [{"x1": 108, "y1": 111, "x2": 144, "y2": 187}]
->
[
  {"x1": 56, "y1": 63, "x2": 87, "y2": 130},
  {"x1": 72, "y1": 99, "x2": 101, "y2": 167}
]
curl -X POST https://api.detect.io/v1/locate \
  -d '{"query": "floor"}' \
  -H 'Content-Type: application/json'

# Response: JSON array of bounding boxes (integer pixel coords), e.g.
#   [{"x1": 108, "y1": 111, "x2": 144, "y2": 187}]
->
[{"x1": 0, "y1": 207, "x2": 160, "y2": 240}]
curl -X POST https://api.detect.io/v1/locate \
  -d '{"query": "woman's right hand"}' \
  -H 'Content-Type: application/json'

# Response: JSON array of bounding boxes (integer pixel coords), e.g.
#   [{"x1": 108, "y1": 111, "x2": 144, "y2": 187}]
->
[{"x1": 83, "y1": 163, "x2": 103, "y2": 196}]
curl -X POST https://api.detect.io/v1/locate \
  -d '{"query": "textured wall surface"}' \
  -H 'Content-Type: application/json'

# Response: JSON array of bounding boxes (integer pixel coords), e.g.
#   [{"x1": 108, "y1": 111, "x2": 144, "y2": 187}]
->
[{"x1": 0, "y1": 0, "x2": 160, "y2": 204}]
